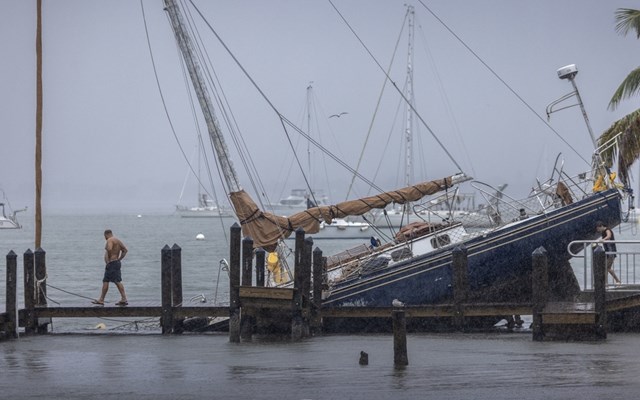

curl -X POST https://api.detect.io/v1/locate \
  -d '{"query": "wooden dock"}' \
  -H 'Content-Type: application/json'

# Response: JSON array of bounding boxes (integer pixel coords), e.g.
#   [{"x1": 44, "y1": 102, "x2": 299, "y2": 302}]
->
[{"x1": 3, "y1": 224, "x2": 640, "y2": 342}]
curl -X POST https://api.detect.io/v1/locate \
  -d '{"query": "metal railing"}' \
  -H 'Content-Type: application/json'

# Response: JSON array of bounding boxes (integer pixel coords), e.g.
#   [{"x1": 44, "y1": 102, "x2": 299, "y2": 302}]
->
[{"x1": 568, "y1": 239, "x2": 640, "y2": 290}]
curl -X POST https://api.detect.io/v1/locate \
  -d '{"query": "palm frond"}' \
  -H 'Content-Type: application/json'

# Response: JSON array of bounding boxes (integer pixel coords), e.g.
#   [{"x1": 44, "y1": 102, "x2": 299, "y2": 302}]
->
[
  {"x1": 615, "y1": 8, "x2": 640, "y2": 38},
  {"x1": 609, "y1": 67, "x2": 640, "y2": 110},
  {"x1": 598, "y1": 108, "x2": 640, "y2": 185}
]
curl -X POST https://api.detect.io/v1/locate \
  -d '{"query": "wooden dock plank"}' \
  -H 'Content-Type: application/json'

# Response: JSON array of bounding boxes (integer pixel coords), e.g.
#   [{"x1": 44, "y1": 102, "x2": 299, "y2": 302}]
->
[
  {"x1": 542, "y1": 313, "x2": 596, "y2": 324},
  {"x1": 30, "y1": 305, "x2": 229, "y2": 319},
  {"x1": 239, "y1": 286, "x2": 294, "y2": 300},
  {"x1": 322, "y1": 303, "x2": 532, "y2": 318}
]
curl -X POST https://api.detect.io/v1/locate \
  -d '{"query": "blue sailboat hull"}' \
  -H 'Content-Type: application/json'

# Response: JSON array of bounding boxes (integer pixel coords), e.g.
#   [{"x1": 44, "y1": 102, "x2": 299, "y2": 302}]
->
[{"x1": 323, "y1": 189, "x2": 621, "y2": 308}]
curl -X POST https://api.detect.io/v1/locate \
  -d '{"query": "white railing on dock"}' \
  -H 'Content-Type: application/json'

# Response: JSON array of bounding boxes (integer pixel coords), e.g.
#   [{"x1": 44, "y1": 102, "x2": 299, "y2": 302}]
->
[{"x1": 568, "y1": 239, "x2": 640, "y2": 290}]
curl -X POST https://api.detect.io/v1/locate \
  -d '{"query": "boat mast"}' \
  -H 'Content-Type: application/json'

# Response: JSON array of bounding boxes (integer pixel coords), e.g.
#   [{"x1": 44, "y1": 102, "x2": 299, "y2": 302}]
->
[
  {"x1": 403, "y1": 5, "x2": 415, "y2": 216},
  {"x1": 163, "y1": 0, "x2": 241, "y2": 193},
  {"x1": 307, "y1": 83, "x2": 313, "y2": 194},
  {"x1": 35, "y1": 0, "x2": 43, "y2": 247}
]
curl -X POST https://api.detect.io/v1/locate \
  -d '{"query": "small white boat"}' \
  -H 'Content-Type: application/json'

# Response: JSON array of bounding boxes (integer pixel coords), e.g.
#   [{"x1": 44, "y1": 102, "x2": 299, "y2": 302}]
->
[{"x1": 0, "y1": 201, "x2": 26, "y2": 229}]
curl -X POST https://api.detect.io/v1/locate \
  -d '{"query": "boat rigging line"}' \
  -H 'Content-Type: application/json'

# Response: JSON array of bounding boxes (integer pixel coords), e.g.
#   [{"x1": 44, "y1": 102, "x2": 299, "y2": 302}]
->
[
  {"x1": 416, "y1": 0, "x2": 590, "y2": 167},
  {"x1": 327, "y1": 0, "x2": 464, "y2": 174},
  {"x1": 140, "y1": 0, "x2": 231, "y2": 244},
  {"x1": 185, "y1": 0, "x2": 388, "y2": 199}
]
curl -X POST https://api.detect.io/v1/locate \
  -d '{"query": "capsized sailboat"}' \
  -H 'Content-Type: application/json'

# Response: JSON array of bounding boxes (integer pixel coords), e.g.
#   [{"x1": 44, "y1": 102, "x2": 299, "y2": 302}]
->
[{"x1": 162, "y1": 1, "x2": 625, "y2": 328}]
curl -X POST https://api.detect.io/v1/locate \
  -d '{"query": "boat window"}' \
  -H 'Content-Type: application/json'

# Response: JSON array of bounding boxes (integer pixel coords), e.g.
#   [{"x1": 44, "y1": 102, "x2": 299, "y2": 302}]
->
[{"x1": 430, "y1": 235, "x2": 451, "y2": 248}]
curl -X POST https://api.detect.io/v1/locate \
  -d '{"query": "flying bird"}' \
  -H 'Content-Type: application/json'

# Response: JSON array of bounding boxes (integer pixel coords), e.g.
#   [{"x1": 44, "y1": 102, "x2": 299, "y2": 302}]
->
[{"x1": 329, "y1": 112, "x2": 348, "y2": 118}]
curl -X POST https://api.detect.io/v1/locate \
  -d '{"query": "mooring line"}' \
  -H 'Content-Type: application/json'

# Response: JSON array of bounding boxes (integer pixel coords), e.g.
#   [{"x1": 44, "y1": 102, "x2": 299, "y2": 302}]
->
[{"x1": 45, "y1": 282, "x2": 95, "y2": 302}]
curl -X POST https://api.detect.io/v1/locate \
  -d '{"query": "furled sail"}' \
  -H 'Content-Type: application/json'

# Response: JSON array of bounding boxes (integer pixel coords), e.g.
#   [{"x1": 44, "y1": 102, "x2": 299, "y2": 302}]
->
[{"x1": 230, "y1": 173, "x2": 469, "y2": 250}]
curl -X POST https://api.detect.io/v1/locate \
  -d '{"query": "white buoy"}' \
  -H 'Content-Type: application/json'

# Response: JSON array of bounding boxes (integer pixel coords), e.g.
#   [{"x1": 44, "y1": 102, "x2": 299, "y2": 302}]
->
[
  {"x1": 196, "y1": 233, "x2": 205, "y2": 240},
  {"x1": 137, "y1": 214, "x2": 142, "y2": 218}
]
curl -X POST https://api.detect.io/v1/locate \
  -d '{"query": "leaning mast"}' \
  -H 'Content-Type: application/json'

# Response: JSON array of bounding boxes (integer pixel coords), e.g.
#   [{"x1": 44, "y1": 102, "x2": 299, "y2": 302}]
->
[{"x1": 163, "y1": 0, "x2": 241, "y2": 193}]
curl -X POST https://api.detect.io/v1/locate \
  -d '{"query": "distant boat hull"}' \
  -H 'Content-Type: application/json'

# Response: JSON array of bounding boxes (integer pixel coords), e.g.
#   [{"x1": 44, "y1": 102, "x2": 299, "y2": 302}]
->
[
  {"x1": 323, "y1": 189, "x2": 621, "y2": 308},
  {"x1": 175, "y1": 206, "x2": 236, "y2": 219},
  {"x1": 0, "y1": 217, "x2": 21, "y2": 229}
]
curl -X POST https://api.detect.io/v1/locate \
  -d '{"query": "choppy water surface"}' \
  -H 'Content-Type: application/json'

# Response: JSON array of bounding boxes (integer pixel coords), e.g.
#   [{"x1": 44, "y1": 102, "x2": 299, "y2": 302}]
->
[{"x1": 2, "y1": 332, "x2": 640, "y2": 399}]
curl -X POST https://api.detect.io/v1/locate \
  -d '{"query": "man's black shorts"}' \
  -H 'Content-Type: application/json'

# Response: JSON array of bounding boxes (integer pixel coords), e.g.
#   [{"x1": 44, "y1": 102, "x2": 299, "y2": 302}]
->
[{"x1": 103, "y1": 260, "x2": 122, "y2": 283}]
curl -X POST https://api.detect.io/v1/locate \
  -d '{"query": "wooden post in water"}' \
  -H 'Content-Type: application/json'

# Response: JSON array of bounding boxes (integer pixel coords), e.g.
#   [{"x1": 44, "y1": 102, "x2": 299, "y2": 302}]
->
[
  {"x1": 23, "y1": 249, "x2": 36, "y2": 334},
  {"x1": 531, "y1": 246, "x2": 548, "y2": 342},
  {"x1": 291, "y1": 228, "x2": 305, "y2": 341},
  {"x1": 228, "y1": 223, "x2": 242, "y2": 343},
  {"x1": 451, "y1": 246, "x2": 468, "y2": 331},
  {"x1": 392, "y1": 310, "x2": 409, "y2": 367},
  {"x1": 34, "y1": 247, "x2": 49, "y2": 333},
  {"x1": 593, "y1": 246, "x2": 607, "y2": 339},
  {"x1": 311, "y1": 247, "x2": 324, "y2": 333},
  {"x1": 161, "y1": 245, "x2": 173, "y2": 334},
  {"x1": 5, "y1": 251, "x2": 18, "y2": 339},
  {"x1": 255, "y1": 248, "x2": 266, "y2": 287},
  {"x1": 300, "y1": 237, "x2": 313, "y2": 337},
  {"x1": 240, "y1": 236, "x2": 254, "y2": 341},
  {"x1": 171, "y1": 244, "x2": 183, "y2": 334}
]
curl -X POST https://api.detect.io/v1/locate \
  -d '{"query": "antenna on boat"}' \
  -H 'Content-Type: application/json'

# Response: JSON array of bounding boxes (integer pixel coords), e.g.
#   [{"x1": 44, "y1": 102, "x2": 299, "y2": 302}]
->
[{"x1": 545, "y1": 64, "x2": 597, "y2": 149}]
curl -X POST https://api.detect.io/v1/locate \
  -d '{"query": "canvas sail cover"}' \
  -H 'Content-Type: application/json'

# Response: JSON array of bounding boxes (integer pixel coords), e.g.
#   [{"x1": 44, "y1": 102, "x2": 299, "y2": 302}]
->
[{"x1": 229, "y1": 174, "x2": 467, "y2": 250}]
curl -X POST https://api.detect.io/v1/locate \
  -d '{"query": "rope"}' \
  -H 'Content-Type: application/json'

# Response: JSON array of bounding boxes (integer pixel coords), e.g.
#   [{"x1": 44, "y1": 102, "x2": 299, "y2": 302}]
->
[
  {"x1": 45, "y1": 282, "x2": 95, "y2": 302},
  {"x1": 416, "y1": 0, "x2": 589, "y2": 167}
]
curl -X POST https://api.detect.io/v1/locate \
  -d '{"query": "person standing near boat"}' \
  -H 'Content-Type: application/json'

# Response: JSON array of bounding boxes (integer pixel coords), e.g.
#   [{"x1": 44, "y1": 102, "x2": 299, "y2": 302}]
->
[
  {"x1": 596, "y1": 221, "x2": 622, "y2": 285},
  {"x1": 92, "y1": 229, "x2": 129, "y2": 306}
]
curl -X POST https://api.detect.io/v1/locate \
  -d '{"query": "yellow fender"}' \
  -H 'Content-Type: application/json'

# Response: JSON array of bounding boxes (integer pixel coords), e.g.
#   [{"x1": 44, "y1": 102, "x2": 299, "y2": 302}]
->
[{"x1": 267, "y1": 252, "x2": 286, "y2": 284}]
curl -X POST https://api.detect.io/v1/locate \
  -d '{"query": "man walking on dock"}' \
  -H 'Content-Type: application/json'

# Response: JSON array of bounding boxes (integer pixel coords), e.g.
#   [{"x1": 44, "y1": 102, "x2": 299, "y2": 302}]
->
[{"x1": 92, "y1": 229, "x2": 129, "y2": 306}]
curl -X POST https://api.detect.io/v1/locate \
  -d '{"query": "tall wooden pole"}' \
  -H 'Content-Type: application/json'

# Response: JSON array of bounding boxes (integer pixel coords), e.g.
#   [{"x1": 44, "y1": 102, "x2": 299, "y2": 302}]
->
[{"x1": 35, "y1": 0, "x2": 43, "y2": 248}]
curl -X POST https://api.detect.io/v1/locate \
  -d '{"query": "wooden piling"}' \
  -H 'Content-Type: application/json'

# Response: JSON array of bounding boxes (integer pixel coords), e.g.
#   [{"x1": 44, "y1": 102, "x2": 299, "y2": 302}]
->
[
  {"x1": 451, "y1": 246, "x2": 469, "y2": 331},
  {"x1": 593, "y1": 246, "x2": 607, "y2": 339},
  {"x1": 255, "y1": 248, "x2": 266, "y2": 287},
  {"x1": 240, "y1": 236, "x2": 254, "y2": 341},
  {"x1": 291, "y1": 228, "x2": 305, "y2": 341},
  {"x1": 531, "y1": 246, "x2": 548, "y2": 341},
  {"x1": 171, "y1": 244, "x2": 184, "y2": 334},
  {"x1": 34, "y1": 247, "x2": 49, "y2": 333},
  {"x1": 311, "y1": 248, "x2": 324, "y2": 333},
  {"x1": 34, "y1": 248, "x2": 47, "y2": 306},
  {"x1": 23, "y1": 249, "x2": 36, "y2": 334},
  {"x1": 161, "y1": 245, "x2": 173, "y2": 334},
  {"x1": 392, "y1": 310, "x2": 408, "y2": 366},
  {"x1": 300, "y1": 237, "x2": 313, "y2": 337},
  {"x1": 5, "y1": 251, "x2": 18, "y2": 339},
  {"x1": 228, "y1": 223, "x2": 242, "y2": 343}
]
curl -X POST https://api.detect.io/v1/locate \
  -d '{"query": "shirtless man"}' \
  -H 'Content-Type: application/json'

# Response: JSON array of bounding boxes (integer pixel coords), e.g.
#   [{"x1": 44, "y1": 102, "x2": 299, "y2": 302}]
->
[{"x1": 93, "y1": 229, "x2": 129, "y2": 306}]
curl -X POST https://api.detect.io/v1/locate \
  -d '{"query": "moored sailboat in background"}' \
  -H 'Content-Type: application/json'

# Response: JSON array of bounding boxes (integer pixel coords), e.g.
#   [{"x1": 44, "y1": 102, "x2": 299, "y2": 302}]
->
[{"x1": 0, "y1": 190, "x2": 26, "y2": 229}]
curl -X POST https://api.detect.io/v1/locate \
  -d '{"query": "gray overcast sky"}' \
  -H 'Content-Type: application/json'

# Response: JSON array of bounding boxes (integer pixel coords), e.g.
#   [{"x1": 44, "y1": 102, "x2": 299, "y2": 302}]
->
[{"x1": 1, "y1": 0, "x2": 639, "y2": 215}]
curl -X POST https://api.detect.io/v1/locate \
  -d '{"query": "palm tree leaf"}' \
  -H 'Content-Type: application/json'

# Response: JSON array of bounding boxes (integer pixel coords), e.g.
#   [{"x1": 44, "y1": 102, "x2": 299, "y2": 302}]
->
[
  {"x1": 615, "y1": 8, "x2": 640, "y2": 38},
  {"x1": 599, "y1": 108, "x2": 640, "y2": 185},
  {"x1": 609, "y1": 67, "x2": 640, "y2": 110}
]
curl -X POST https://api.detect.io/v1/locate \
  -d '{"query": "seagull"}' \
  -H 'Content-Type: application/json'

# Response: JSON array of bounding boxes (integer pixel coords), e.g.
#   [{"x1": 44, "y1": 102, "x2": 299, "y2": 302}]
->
[
  {"x1": 329, "y1": 112, "x2": 348, "y2": 118},
  {"x1": 392, "y1": 299, "x2": 405, "y2": 307}
]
